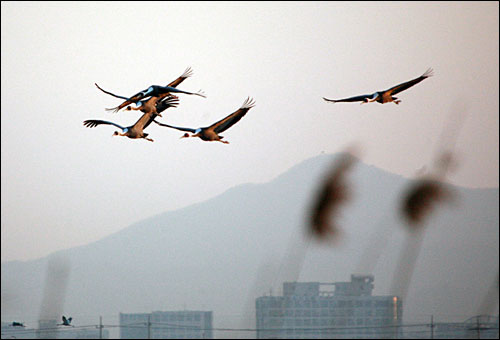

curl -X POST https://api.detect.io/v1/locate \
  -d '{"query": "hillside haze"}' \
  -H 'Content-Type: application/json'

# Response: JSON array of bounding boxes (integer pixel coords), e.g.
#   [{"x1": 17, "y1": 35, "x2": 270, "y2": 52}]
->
[{"x1": 2, "y1": 153, "x2": 498, "y2": 338}]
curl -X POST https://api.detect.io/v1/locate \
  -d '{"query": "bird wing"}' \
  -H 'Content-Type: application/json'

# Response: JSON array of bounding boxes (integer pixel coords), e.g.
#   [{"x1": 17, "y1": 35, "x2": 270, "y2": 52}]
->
[
  {"x1": 105, "y1": 91, "x2": 149, "y2": 113},
  {"x1": 68, "y1": 317, "x2": 72, "y2": 324},
  {"x1": 383, "y1": 68, "x2": 434, "y2": 95},
  {"x1": 144, "y1": 96, "x2": 180, "y2": 129},
  {"x1": 211, "y1": 97, "x2": 255, "y2": 133},
  {"x1": 167, "y1": 67, "x2": 194, "y2": 88},
  {"x1": 155, "y1": 95, "x2": 180, "y2": 115},
  {"x1": 83, "y1": 119, "x2": 126, "y2": 131},
  {"x1": 134, "y1": 111, "x2": 160, "y2": 131},
  {"x1": 62, "y1": 316, "x2": 67, "y2": 323},
  {"x1": 153, "y1": 120, "x2": 197, "y2": 133},
  {"x1": 153, "y1": 85, "x2": 206, "y2": 98},
  {"x1": 94, "y1": 83, "x2": 129, "y2": 100},
  {"x1": 323, "y1": 94, "x2": 372, "y2": 103}
]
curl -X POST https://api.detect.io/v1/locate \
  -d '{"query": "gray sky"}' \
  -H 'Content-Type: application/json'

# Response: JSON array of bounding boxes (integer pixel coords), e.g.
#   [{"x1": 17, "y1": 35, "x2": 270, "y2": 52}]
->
[{"x1": 1, "y1": 1, "x2": 498, "y2": 262}]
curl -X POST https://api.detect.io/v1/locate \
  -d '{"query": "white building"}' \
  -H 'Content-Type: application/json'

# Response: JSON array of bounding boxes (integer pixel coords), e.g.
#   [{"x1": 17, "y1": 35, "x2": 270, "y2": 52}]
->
[{"x1": 256, "y1": 275, "x2": 402, "y2": 339}]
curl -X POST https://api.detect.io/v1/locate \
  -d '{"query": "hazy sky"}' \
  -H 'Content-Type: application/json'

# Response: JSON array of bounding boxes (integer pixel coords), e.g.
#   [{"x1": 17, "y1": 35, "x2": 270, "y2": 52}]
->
[{"x1": 1, "y1": 1, "x2": 498, "y2": 262}]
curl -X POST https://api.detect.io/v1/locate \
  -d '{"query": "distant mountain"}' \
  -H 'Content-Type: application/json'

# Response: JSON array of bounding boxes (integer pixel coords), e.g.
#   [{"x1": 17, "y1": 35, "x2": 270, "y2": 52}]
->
[{"x1": 2, "y1": 153, "x2": 498, "y2": 338}]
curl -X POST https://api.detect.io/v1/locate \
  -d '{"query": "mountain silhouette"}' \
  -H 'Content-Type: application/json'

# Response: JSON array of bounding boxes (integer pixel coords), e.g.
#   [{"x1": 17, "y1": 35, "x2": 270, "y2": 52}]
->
[{"x1": 2, "y1": 153, "x2": 498, "y2": 338}]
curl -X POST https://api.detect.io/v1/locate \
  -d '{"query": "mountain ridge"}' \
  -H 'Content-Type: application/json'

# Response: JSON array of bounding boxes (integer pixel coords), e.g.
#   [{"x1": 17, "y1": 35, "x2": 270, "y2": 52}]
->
[{"x1": 2, "y1": 153, "x2": 498, "y2": 338}]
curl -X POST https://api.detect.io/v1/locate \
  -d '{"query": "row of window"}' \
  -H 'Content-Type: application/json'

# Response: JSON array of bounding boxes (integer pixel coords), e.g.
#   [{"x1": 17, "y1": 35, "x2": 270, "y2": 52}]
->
[
  {"x1": 258, "y1": 308, "x2": 395, "y2": 318},
  {"x1": 258, "y1": 317, "x2": 395, "y2": 328},
  {"x1": 121, "y1": 313, "x2": 207, "y2": 323},
  {"x1": 257, "y1": 298, "x2": 394, "y2": 309},
  {"x1": 152, "y1": 314, "x2": 203, "y2": 322}
]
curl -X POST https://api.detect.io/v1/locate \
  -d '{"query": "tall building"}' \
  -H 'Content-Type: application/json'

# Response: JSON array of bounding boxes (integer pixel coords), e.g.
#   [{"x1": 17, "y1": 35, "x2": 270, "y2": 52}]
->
[
  {"x1": 120, "y1": 310, "x2": 213, "y2": 339},
  {"x1": 255, "y1": 274, "x2": 402, "y2": 339}
]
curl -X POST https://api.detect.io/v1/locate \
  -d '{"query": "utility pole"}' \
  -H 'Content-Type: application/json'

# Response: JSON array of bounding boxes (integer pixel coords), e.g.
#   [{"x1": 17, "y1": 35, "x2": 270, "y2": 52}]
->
[
  {"x1": 476, "y1": 316, "x2": 480, "y2": 339},
  {"x1": 147, "y1": 314, "x2": 151, "y2": 339},
  {"x1": 99, "y1": 316, "x2": 103, "y2": 339},
  {"x1": 430, "y1": 315, "x2": 434, "y2": 339}
]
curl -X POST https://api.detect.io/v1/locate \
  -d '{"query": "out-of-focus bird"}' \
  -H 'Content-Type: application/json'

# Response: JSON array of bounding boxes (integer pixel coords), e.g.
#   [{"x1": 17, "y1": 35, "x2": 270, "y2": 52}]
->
[
  {"x1": 95, "y1": 67, "x2": 205, "y2": 113},
  {"x1": 400, "y1": 151, "x2": 457, "y2": 227},
  {"x1": 323, "y1": 68, "x2": 433, "y2": 105},
  {"x1": 83, "y1": 96, "x2": 179, "y2": 142},
  {"x1": 309, "y1": 152, "x2": 357, "y2": 241},
  {"x1": 153, "y1": 97, "x2": 255, "y2": 144},
  {"x1": 400, "y1": 178, "x2": 453, "y2": 227},
  {"x1": 11, "y1": 322, "x2": 25, "y2": 327},
  {"x1": 59, "y1": 316, "x2": 72, "y2": 326}
]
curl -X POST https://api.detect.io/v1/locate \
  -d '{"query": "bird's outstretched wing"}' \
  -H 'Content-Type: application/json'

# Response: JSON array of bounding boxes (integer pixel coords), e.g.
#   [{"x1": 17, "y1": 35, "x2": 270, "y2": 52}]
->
[
  {"x1": 83, "y1": 119, "x2": 126, "y2": 131},
  {"x1": 105, "y1": 91, "x2": 149, "y2": 113},
  {"x1": 155, "y1": 85, "x2": 206, "y2": 98},
  {"x1": 167, "y1": 67, "x2": 194, "y2": 88},
  {"x1": 384, "y1": 68, "x2": 434, "y2": 95},
  {"x1": 94, "y1": 83, "x2": 129, "y2": 100},
  {"x1": 323, "y1": 94, "x2": 373, "y2": 103},
  {"x1": 211, "y1": 97, "x2": 255, "y2": 133},
  {"x1": 153, "y1": 120, "x2": 197, "y2": 133}
]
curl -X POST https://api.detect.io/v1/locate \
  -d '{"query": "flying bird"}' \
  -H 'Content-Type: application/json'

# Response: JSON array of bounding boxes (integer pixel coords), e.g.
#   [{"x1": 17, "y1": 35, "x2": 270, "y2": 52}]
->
[
  {"x1": 95, "y1": 67, "x2": 205, "y2": 113},
  {"x1": 84, "y1": 96, "x2": 179, "y2": 142},
  {"x1": 124, "y1": 93, "x2": 178, "y2": 117},
  {"x1": 11, "y1": 322, "x2": 25, "y2": 327},
  {"x1": 323, "y1": 68, "x2": 433, "y2": 105},
  {"x1": 95, "y1": 66, "x2": 193, "y2": 102},
  {"x1": 153, "y1": 97, "x2": 255, "y2": 144},
  {"x1": 59, "y1": 316, "x2": 72, "y2": 326}
]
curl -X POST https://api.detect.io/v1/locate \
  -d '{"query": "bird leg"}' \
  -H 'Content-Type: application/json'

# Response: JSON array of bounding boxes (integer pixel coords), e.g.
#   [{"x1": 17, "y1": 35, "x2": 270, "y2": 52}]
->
[
  {"x1": 145, "y1": 137, "x2": 154, "y2": 142},
  {"x1": 218, "y1": 140, "x2": 229, "y2": 144}
]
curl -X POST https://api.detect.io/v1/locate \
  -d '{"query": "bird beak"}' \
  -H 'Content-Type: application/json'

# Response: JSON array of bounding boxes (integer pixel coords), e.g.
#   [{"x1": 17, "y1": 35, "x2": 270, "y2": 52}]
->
[{"x1": 157, "y1": 113, "x2": 163, "y2": 118}]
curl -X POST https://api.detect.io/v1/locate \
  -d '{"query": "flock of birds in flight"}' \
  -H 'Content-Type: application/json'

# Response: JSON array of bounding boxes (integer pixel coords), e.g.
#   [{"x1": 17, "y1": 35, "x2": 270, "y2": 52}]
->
[
  {"x1": 84, "y1": 67, "x2": 255, "y2": 144},
  {"x1": 16, "y1": 67, "x2": 483, "y2": 330},
  {"x1": 83, "y1": 67, "x2": 433, "y2": 144}
]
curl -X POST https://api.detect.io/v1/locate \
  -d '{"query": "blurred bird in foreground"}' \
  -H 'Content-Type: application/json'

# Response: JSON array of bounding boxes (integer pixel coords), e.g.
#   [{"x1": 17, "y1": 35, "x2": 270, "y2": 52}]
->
[
  {"x1": 308, "y1": 151, "x2": 358, "y2": 242},
  {"x1": 400, "y1": 151, "x2": 456, "y2": 228},
  {"x1": 323, "y1": 68, "x2": 433, "y2": 105}
]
